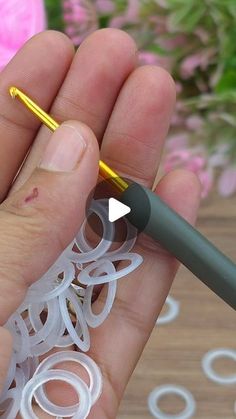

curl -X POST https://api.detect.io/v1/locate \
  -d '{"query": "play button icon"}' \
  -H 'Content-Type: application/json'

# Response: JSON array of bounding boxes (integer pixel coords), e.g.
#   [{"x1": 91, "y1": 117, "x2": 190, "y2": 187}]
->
[
  {"x1": 85, "y1": 177, "x2": 150, "y2": 243},
  {"x1": 108, "y1": 198, "x2": 131, "y2": 222}
]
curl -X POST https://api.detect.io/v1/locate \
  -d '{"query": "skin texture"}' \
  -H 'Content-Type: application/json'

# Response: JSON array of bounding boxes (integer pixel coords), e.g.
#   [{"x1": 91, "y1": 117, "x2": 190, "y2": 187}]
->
[{"x1": 0, "y1": 29, "x2": 201, "y2": 418}]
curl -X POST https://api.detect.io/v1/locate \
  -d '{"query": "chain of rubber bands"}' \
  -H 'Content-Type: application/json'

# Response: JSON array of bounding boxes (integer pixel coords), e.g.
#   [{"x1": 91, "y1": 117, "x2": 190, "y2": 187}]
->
[{"x1": 0, "y1": 198, "x2": 143, "y2": 418}]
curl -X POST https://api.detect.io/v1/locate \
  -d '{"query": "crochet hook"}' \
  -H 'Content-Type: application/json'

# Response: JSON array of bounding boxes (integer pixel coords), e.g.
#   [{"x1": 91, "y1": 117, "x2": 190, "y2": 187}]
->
[{"x1": 9, "y1": 86, "x2": 236, "y2": 310}]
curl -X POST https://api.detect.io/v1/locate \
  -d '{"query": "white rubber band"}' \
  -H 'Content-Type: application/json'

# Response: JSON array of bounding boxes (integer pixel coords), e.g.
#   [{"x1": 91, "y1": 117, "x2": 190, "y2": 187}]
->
[
  {"x1": 0, "y1": 368, "x2": 25, "y2": 419},
  {"x1": 28, "y1": 298, "x2": 60, "y2": 346},
  {"x1": 148, "y1": 385, "x2": 196, "y2": 419},
  {"x1": 59, "y1": 287, "x2": 90, "y2": 352},
  {"x1": 28, "y1": 300, "x2": 62, "y2": 356},
  {"x1": 202, "y1": 348, "x2": 236, "y2": 385},
  {"x1": 1, "y1": 192, "x2": 145, "y2": 417},
  {"x1": 25, "y1": 260, "x2": 74, "y2": 303},
  {"x1": 156, "y1": 296, "x2": 180, "y2": 325},
  {"x1": 83, "y1": 262, "x2": 117, "y2": 328},
  {"x1": 34, "y1": 350, "x2": 102, "y2": 410},
  {"x1": 52, "y1": 313, "x2": 75, "y2": 348},
  {"x1": 6, "y1": 313, "x2": 30, "y2": 364},
  {"x1": 79, "y1": 253, "x2": 143, "y2": 285},
  {"x1": 106, "y1": 218, "x2": 137, "y2": 256},
  {"x1": 15, "y1": 366, "x2": 26, "y2": 388},
  {"x1": 0, "y1": 353, "x2": 16, "y2": 402},
  {"x1": 18, "y1": 356, "x2": 39, "y2": 383},
  {"x1": 78, "y1": 200, "x2": 137, "y2": 256},
  {"x1": 66, "y1": 199, "x2": 114, "y2": 264},
  {"x1": 0, "y1": 388, "x2": 22, "y2": 419},
  {"x1": 20, "y1": 369, "x2": 91, "y2": 419}
]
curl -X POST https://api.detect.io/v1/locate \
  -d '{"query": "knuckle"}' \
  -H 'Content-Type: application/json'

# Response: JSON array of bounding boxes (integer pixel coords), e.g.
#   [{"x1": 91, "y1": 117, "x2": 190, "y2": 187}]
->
[
  {"x1": 0, "y1": 196, "x2": 49, "y2": 241},
  {"x1": 0, "y1": 192, "x2": 68, "y2": 264}
]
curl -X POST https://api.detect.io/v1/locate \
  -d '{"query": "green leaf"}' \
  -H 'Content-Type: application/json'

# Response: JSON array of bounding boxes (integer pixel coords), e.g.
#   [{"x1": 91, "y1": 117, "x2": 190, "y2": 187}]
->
[
  {"x1": 115, "y1": 0, "x2": 128, "y2": 13},
  {"x1": 146, "y1": 44, "x2": 168, "y2": 56},
  {"x1": 99, "y1": 15, "x2": 111, "y2": 28},
  {"x1": 215, "y1": 70, "x2": 236, "y2": 93},
  {"x1": 45, "y1": 0, "x2": 64, "y2": 31},
  {"x1": 168, "y1": 4, "x2": 205, "y2": 32}
]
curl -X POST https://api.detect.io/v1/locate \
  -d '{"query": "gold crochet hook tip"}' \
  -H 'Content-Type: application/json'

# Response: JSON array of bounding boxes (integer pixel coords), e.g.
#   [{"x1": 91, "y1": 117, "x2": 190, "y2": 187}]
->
[
  {"x1": 9, "y1": 86, "x2": 19, "y2": 99},
  {"x1": 9, "y1": 86, "x2": 128, "y2": 193},
  {"x1": 9, "y1": 86, "x2": 59, "y2": 132}
]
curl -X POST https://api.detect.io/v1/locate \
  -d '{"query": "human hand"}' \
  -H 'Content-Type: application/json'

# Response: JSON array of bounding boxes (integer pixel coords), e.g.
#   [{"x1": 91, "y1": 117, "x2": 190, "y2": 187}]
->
[{"x1": 0, "y1": 29, "x2": 201, "y2": 418}]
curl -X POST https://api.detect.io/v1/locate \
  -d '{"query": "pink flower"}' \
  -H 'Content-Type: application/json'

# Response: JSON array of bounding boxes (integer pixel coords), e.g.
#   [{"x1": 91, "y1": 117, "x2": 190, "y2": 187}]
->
[
  {"x1": 125, "y1": 0, "x2": 140, "y2": 22},
  {"x1": 150, "y1": 16, "x2": 167, "y2": 35},
  {"x1": 138, "y1": 51, "x2": 160, "y2": 65},
  {"x1": 163, "y1": 149, "x2": 193, "y2": 173},
  {"x1": 63, "y1": 0, "x2": 98, "y2": 46},
  {"x1": 166, "y1": 133, "x2": 189, "y2": 150},
  {"x1": 180, "y1": 53, "x2": 203, "y2": 78},
  {"x1": 218, "y1": 167, "x2": 236, "y2": 197},
  {"x1": 186, "y1": 115, "x2": 203, "y2": 131},
  {"x1": 109, "y1": 16, "x2": 127, "y2": 28},
  {"x1": 138, "y1": 50, "x2": 173, "y2": 70},
  {"x1": 194, "y1": 27, "x2": 209, "y2": 44},
  {"x1": 198, "y1": 168, "x2": 214, "y2": 199},
  {"x1": 171, "y1": 112, "x2": 185, "y2": 126},
  {"x1": 208, "y1": 144, "x2": 230, "y2": 168},
  {"x1": 175, "y1": 82, "x2": 182, "y2": 94},
  {"x1": 110, "y1": 0, "x2": 140, "y2": 28},
  {"x1": 163, "y1": 145, "x2": 213, "y2": 198},
  {"x1": 180, "y1": 48, "x2": 216, "y2": 79},
  {"x1": 95, "y1": 0, "x2": 115, "y2": 14},
  {"x1": 158, "y1": 34, "x2": 187, "y2": 51},
  {"x1": 0, "y1": 0, "x2": 46, "y2": 70}
]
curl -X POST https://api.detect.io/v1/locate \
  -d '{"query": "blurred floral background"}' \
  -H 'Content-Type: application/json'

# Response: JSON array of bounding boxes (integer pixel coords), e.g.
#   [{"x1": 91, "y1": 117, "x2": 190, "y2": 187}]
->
[{"x1": 1, "y1": 0, "x2": 236, "y2": 199}]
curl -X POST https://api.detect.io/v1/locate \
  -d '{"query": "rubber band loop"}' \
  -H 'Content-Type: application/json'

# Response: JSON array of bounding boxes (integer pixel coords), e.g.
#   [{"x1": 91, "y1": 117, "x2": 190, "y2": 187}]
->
[
  {"x1": 66, "y1": 199, "x2": 114, "y2": 263},
  {"x1": 0, "y1": 368, "x2": 25, "y2": 419},
  {"x1": 18, "y1": 357, "x2": 39, "y2": 384},
  {"x1": 28, "y1": 298, "x2": 60, "y2": 346},
  {"x1": 202, "y1": 348, "x2": 236, "y2": 385},
  {"x1": 78, "y1": 199, "x2": 137, "y2": 256},
  {"x1": 0, "y1": 353, "x2": 16, "y2": 402},
  {"x1": 1, "y1": 192, "x2": 144, "y2": 416},
  {"x1": 28, "y1": 300, "x2": 70, "y2": 355},
  {"x1": 20, "y1": 369, "x2": 91, "y2": 418},
  {"x1": 83, "y1": 262, "x2": 117, "y2": 328},
  {"x1": 34, "y1": 350, "x2": 102, "y2": 411},
  {"x1": 59, "y1": 287, "x2": 90, "y2": 352},
  {"x1": 25, "y1": 260, "x2": 74, "y2": 303},
  {"x1": 6, "y1": 313, "x2": 30, "y2": 363},
  {"x1": 79, "y1": 253, "x2": 143, "y2": 285},
  {"x1": 148, "y1": 385, "x2": 196, "y2": 419},
  {"x1": 156, "y1": 296, "x2": 180, "y2": 325},
  {"x1": 0, "y1": 388, "x2": 22, "y2": 419}
]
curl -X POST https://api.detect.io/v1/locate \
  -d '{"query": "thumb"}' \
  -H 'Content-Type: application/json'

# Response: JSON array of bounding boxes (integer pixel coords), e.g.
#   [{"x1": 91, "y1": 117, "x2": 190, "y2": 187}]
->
[{"x1": 0, "y1": 121, "x2": 99, "y2": 325}]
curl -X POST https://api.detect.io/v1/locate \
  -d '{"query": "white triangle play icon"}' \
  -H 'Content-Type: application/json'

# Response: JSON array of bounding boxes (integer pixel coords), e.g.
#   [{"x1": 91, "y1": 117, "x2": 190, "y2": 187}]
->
[{"x1": 108, "y1": 198, "x2": 131, "y2": 222}]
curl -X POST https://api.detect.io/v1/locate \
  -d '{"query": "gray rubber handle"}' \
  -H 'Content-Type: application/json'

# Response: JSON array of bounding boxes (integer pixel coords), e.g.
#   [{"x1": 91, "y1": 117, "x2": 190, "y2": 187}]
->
[{"x1": 121, "y1": 183, "x2": 236, "y2": 310}]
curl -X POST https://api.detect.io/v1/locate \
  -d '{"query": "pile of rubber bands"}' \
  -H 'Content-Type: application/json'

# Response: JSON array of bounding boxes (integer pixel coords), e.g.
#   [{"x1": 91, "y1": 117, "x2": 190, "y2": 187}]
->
[{"x1": 0, "y1": 198, "x2": 143, "y2": 418}]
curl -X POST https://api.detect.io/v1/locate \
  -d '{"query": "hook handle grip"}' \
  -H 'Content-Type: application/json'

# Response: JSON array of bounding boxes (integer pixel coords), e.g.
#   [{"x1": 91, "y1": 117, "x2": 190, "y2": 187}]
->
[{"x1": 121, "y1": 183, "x2": 236, "y2": 310}]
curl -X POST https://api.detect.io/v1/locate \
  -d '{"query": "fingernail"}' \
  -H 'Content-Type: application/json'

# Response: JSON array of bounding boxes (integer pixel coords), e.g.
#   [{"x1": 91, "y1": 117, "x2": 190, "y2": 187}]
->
[{"x1": 39, "y1": 124, "x2": 87, "y2": 172}]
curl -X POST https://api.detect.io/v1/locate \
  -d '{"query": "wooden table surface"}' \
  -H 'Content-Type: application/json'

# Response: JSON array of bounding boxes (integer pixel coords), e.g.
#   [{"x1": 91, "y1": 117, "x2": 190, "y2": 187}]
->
[{"x1": 118, "y1": 192, "x2": 236, "y2": 419}]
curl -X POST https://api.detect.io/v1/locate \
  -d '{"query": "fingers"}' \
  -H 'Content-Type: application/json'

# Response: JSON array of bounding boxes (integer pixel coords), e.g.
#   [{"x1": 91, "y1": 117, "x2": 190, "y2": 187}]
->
[
  {"x1": 101, "y1": 65, "x2": 176, "y2": 186},
  {"x1": 0, "y1": 121, "x2": 99, "y2": 325},
  {"x1": 0, "y1": 31, "x2": 74, "y2": 201},
  {"x1": 88, "y1": 170, "x2": 201, "y2": 407},
  {"x1": 49, "y1": 28, "x2": 137, "y2": 140},
  {"x1": 11, "y1": 29, "x2": 137, "y2": 192}
]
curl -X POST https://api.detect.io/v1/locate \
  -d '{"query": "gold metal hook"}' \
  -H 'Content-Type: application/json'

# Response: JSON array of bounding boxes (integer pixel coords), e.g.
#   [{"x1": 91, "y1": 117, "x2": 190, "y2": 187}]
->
[{"x1": 9, "y1": 86, "x2": 129, "y2": 193}]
